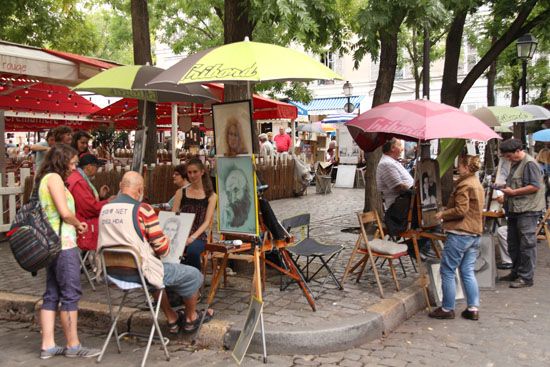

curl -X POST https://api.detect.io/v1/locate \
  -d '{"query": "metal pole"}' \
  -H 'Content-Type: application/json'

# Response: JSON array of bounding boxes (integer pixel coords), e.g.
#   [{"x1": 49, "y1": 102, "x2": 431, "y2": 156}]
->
[
  {"x1": 171, "y1": 104, "x2": 178, "y2": 165},
  {"x1": 521, "y1": 59, "x2": 527, "y2": 105},
  {"x1": 422, "y1": 26, "x2": 430, "y2": 100}
]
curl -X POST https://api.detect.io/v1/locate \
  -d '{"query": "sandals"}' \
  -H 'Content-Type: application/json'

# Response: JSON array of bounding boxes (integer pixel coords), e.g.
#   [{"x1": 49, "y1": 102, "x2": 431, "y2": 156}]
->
[
  {"x1": 183, "y1": 309, "x2": 214, "y2": 334},
  {"x1": 167, "y1": 309, "x2": 186, "y2": 334}
]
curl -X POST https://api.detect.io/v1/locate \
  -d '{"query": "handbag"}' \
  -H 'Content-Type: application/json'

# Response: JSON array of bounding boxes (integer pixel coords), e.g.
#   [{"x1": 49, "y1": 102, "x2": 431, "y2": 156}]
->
[{"x1": 6, "y1": 186, "x2": 62, "y2": 272}]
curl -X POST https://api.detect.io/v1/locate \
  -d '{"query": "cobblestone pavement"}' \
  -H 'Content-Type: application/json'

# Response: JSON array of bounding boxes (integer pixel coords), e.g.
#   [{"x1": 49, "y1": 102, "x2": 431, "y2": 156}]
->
[
  {"x1": 0, "y1": 187, "x2": 418, "y2": 329},
  {"x1": 1, "y1": 239, "x2": 549, "y2": 366}
]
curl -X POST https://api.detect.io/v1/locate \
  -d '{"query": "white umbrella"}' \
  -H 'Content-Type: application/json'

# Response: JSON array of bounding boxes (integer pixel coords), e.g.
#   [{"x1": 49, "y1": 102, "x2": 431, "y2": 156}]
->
[
  {"x1": 515, "y1": 104, "x2": 550, "y2": 121},
  {"x1": 322, "y1": 113, "x2": 356, "y2": 124}
]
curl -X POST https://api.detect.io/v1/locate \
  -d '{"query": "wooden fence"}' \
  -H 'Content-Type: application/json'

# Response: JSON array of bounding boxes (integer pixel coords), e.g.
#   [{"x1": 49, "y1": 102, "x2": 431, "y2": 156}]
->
[
  {"x1": 0, "y1": 156, "x2": 299, "y2": 233},
  {"x1": 0, "y1": 168, "x2": 31, "y2": 232}
]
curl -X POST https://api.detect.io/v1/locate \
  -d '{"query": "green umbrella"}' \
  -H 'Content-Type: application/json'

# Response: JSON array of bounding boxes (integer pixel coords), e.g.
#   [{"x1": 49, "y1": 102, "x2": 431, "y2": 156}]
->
[
  {"x1": 73, "y1": 65, "x2": 217, "y2": 103},
  {"x1": 470, "y1": 106, "x2": 534, "y2": 132},
  {"x1": 147, "y1": 39, "x2": 344, "y2": 86}
]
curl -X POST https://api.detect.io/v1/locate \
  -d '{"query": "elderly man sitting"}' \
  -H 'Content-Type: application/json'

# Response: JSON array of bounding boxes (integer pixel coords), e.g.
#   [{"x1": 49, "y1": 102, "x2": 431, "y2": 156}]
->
[{"x1": 98, "y1": 171, "x2": 213, "y2": 334}]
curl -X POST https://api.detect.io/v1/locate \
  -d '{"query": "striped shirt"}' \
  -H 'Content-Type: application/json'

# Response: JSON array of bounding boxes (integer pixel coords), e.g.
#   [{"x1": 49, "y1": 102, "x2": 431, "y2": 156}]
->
[
  {"x1": 137, "y1": 203, "x2": 170, "y2": 258},
  {"x1": 376, "y1": 154, "x2": 414, "y2": 208}
]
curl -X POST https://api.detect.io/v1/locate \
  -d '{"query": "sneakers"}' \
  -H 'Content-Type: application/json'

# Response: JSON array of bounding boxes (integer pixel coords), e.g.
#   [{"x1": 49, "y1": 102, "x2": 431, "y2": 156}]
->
[
  {"x1": 461, "y1": 308, "x2": 479, "y2": 321},
  {"x1": 40, "y1": 346, "x2": 65, "y2": 359},
  {"x1": 428, "y1": 307, "x2": 455, "y2": 319},
  {"x1": 64, "y1": 345, "x2": 101, "y2": 358},
  {"x1": 509, "y1": 278, "x2": 533, "y2": 288}
]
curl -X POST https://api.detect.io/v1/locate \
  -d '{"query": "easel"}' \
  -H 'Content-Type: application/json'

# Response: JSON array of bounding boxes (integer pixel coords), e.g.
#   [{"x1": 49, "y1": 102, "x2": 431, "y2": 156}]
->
[
  {"x1": 399, "y1": 144, "x2": 444, "y2": 311},
  {"x1": 536, "y1": 208, "x2": 550, "y2": 248}
]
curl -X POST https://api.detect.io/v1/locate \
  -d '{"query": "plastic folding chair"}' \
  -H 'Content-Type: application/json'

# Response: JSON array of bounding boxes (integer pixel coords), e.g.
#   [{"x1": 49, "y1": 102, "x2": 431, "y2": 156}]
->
[
  {"x1": 97, "y1": 246, "x2": 170, "y2": 367},
  {"x1": 281, "y1": 213, "x2": 344, "y2": 299}
]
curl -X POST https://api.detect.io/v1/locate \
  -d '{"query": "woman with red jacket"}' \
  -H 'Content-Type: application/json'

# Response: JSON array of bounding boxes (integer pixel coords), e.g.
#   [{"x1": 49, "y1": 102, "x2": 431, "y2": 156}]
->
[{"x1": 66, "y1": 154, "x2": 112, "y2": 250}]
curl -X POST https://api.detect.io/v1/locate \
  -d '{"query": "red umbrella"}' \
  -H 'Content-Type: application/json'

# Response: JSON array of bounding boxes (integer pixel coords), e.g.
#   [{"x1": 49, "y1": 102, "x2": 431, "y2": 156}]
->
[{"x1": 345, "y1": 99, "x2": 501, "y2": 152}]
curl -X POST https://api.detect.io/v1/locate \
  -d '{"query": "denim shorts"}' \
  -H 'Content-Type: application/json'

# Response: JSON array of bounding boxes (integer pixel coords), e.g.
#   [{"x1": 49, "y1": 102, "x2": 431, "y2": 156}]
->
[
  {"x1": 163, "y1": 263, "x2": 202, "y2": 299},
  {"x1": 42, "y1": 247, "x2": 82, "y2": 312}
]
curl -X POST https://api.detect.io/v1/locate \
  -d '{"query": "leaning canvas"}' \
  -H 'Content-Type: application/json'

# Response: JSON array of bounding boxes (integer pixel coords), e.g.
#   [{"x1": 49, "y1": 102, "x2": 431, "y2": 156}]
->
[
  {"x1": 216, "y1": 156, "x2": 259, "y2": 236},
  {"x1": 158, "y1": 211, "x2": 195, "y2": 264}
]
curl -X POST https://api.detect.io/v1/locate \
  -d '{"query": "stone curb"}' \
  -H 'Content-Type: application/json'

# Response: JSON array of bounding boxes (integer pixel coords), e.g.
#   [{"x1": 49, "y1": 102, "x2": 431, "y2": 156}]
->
[
  {"x1": 0, "y1": 284, "x2": 425, "y2": 355},
  {"x1": 224, "y1": 284, "x2": 426, "y2": 355}
]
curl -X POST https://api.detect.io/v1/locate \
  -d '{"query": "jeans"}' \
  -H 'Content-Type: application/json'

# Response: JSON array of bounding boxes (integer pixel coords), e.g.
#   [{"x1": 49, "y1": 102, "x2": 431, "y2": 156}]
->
[
  {"x1": 440, "y1": 233, "x2": 480, "y2": 310},
  {"x1": 183, "y1": 238, "x2": 206, "y2": 271},
  {"x1": 507, "y1": 214, "x2": 538, "y2": 282}
]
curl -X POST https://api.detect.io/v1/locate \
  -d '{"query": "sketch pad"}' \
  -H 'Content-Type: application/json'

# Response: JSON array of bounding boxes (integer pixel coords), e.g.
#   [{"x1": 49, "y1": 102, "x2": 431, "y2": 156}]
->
[{"x1": 158, "y1": 212, "x2": 195, "y2": 264}]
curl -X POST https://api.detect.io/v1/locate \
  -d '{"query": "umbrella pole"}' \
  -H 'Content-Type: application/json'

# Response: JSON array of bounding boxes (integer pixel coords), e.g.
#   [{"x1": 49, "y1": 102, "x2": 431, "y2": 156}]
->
[{"x1": 171, "y1": 104, "x2": 178, "y2": 165}]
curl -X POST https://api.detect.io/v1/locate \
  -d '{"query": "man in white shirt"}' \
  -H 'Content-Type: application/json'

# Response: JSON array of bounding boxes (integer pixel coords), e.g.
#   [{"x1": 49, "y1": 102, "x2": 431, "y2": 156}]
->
[{"x1": 376, "y1": 138, "x2": 414, "y2": 209}]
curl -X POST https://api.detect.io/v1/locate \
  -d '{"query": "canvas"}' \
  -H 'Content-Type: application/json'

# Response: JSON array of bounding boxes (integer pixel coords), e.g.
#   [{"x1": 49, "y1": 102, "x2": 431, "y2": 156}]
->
[
  {"x1": 417, "y1": 159, "x2": 441, "y2": 228},
  {"x1": 232, "y1": 296, "x2": 263, "y2": 365},
  {"x1": 216, "y1": 156, "x2": 259, "y2": 236},
  {"x1": 213, "y1": 100, "x2": 254, "y2": 156},
  {"x1": 427, "y1": 259, "x2": 465, "y2": 307},
  {"x1": 158, "y1": 211, "x2": 195, "y2": 264}
]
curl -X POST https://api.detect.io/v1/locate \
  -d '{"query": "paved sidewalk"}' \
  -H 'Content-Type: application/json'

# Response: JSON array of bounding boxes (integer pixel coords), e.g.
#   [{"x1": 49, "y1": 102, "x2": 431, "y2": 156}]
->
[
  {"x1": 0, "y1": 187, "x2": 421, "y2": 353},
  {"x1": 0, "y1": 240, "x2": 549, "y2": 366}
]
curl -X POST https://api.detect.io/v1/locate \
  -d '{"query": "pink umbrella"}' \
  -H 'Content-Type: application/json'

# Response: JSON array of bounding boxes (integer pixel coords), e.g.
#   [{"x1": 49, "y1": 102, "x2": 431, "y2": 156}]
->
[{"x1": 345, "y1": 99, "x2": 501, "y2": 152}]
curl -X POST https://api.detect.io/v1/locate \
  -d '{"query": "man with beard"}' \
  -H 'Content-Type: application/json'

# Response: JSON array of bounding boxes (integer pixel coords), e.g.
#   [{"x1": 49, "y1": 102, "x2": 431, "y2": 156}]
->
[{"x1": 224, "y1": 167, "x2": 252, "y2": 228}]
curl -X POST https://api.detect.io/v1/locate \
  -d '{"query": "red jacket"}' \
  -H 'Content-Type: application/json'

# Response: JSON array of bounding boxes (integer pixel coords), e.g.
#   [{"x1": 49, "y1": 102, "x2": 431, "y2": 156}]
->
[{"x1": 67, "y1": 170, "x2": 109, "y2": 250}]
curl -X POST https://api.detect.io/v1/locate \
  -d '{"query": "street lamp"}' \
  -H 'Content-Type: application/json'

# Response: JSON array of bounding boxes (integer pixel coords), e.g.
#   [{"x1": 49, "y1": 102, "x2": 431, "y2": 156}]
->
[
  {"x1": 343, "y1": 81, "x2": 354, "y2": 113},
  {"x1": 516, "y1": 33, "x2": 538, "y2": 105}
]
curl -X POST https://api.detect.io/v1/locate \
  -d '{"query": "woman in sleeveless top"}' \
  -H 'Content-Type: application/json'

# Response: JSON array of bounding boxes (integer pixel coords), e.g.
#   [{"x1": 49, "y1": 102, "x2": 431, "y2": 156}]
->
[
  {"x1": 36, "y1": 144, "x2": 100, "y2": 359},
  {"x1": 172, "y1": 158, "x2": 217, "y2": 270}
]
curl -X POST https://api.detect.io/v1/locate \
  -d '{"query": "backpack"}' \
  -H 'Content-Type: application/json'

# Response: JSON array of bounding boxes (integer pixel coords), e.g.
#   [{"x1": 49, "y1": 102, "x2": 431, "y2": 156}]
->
[{"x1": 6, "y1": 187, "x2": 62, "y2": 272}]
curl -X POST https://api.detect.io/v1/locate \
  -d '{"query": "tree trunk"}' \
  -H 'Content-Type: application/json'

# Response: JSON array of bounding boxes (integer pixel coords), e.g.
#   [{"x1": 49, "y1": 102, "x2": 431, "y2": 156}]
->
[
  {"x1": 130, "y1": 0, "x2": 156, "y2": 165},
  {"x1": 422, "y1": 26, "x2": 430, "y2": 99},
  {"x1": 486, "y1": 60, "x2": 497, "y2": 106},
  {"x1": 363, "y1": 28, "x2": 402, "y2": 213},
  {"x1": 223, "y1": 0, "x2": 259, "y2": 153}
]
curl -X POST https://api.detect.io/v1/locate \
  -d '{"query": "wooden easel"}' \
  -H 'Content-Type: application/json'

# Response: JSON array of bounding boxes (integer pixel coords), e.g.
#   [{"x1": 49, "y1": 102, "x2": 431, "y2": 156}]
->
[{"x1": 536, "y1": 208, "x2": 550, "y2": 248}]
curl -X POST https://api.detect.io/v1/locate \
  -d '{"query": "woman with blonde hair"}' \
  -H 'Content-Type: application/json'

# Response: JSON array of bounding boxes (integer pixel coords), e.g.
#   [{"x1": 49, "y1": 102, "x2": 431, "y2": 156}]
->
[{"x1": 430, "y1": 155, "x2": 484, "y2": 321}]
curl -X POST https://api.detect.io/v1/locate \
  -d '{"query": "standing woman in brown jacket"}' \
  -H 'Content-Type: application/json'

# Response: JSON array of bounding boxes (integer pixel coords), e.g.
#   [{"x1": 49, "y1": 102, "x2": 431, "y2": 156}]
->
[{"x1": 429, "y1": 155, "x2": 485, "y2": 321}]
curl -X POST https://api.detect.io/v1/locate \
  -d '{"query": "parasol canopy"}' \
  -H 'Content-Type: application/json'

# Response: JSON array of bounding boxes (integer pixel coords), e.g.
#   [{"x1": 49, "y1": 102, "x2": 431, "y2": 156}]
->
[
  {"x1": 73, "y1": 65, "x2": 217, "y2": 103},
  {"x1": 533, "y1": 129, "x2": 550, "y2": 142},
  {"x1": 345, "y1": 99, "x2": 501, "y2": 152},
  {"x1": 321, "y1": 113, "x2": 356, "y2": 124},
  {"x1": 147, "y1": 39, "x2": 343, "y2": 86},
  {"x1": 471, "y1": 106, "x2": 534, "y2": 132},
  {"x1": 515, "y1": 104, "x2": 550, "y2": 121}
]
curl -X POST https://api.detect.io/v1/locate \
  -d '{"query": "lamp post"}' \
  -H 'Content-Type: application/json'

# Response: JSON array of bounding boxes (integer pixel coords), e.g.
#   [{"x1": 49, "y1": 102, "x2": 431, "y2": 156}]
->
[
  {"x1": 515, "y1": 33, "x2": 538, "y2": 144},
  {"x1": 516, "y1": 33, "x2": 538, "y2": 105},
  {"x1": 343, "y1": 81, "x2": 354, "y2": 113}
]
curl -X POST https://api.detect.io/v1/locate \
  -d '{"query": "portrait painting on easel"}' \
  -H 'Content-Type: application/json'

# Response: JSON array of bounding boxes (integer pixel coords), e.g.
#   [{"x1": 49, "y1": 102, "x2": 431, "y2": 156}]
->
[
  {"x1": 417, "y1": 159, "x2": 441, "y2": 228},
  {"x1": 212, "y1": 100, "x2": 254, "y2": 157},
  {"x1": 216, "y1": 156, "x2": 259, "y2": 236}
]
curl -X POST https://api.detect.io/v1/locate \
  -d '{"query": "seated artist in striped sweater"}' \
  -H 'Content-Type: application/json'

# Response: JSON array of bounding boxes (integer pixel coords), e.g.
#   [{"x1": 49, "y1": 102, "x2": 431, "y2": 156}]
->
[{"x1": 98, "y1": 171, "x2": 214, "y2": 334}]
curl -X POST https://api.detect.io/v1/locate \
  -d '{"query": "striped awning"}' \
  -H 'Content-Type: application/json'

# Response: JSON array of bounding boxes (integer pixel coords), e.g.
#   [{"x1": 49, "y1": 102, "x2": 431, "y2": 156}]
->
[
  {"x1": 322, "y1": 113, "x2": 356, "y2": 124},
  {"x1": 291, "y1": 95, "x2": 364, "y2": 114}
]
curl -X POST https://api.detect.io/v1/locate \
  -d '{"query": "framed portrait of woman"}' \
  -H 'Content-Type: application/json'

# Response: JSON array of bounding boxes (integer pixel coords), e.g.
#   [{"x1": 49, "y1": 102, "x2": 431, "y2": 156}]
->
[{"x1": 212, "y1": 100, "x2": 254, "y2": 157}]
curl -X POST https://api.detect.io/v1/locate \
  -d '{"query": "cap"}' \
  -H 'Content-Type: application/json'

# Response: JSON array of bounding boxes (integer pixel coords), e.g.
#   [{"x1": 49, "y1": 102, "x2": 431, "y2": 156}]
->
[
  {"x1": 79, "y1": 154, "x2": 106, "y2": 167},
  {"x1": 285, "y1": 127, "x2": 292, "y2": 133}
]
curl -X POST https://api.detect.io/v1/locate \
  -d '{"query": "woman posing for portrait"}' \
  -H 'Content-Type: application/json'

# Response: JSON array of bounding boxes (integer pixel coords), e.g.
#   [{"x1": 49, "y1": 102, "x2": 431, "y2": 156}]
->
[
  {"x1": 172, "y1": 158, "x2": 217, "y2": 270},
  {"x1": 36, "y1": 144, "x2": 100, "y2": 359},
  {"x1": 430, "y1": 155, "x2": 484, "y2": 321}
]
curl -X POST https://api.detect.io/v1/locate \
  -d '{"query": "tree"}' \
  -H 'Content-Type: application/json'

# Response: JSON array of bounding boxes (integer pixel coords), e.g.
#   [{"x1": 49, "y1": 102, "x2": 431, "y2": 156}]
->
[
  {"x1": 352, "y1": 0, "x2": 442, "y2": 212},
  {"x1": 438, "y1": 0, "x2": 550, "y2": 201},
  {"x1": 130, "y1": 0, "x2": 157, "y2": 166}
]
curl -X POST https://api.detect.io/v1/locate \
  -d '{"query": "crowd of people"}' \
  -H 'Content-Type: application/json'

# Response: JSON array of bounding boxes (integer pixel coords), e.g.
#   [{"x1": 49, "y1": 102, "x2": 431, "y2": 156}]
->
[
  {"x1": 11, "y1": 121, "x2": 548, "y2": 359},
  {"x1": 376, "y1": 137, "x2": 547, "y2": 322},
  {"x1": 25, "y1": 126, "x2": 217, "y2": 360}
]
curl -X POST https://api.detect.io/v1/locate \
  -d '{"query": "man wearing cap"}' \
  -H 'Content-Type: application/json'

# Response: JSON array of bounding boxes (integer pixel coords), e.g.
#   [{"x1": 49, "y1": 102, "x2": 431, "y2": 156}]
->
[
  {"x1": 67, "y1": 154, "x2": 113, "y2": 251},
  {"x1": 274, "y1": 127, "x2": 292, "y2": 153}
]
